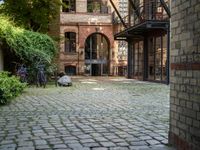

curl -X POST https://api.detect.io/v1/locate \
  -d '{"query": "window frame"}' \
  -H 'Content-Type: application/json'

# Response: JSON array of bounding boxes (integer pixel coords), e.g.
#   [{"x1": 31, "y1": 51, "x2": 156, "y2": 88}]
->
[
  {"x1": 64, "y1": 32, "x2": 76, "y2": 53},
  {"x1": 87, "y1": 0, "x2": 108, "y2": 14},
  {"x1": 62, "y1": 0, "x2": 76, "y2": 13}
]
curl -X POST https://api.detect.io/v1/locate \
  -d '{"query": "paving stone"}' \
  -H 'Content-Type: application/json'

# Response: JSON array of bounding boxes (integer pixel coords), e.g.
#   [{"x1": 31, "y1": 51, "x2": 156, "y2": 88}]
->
[
  {"x1": 94, "y1": 137, "x2": 108, "y2": 142},
  {"x1": 130, "y1": 141, "x2": 147, "y2": 146},
  {"x1": 83, "y1": 142, "x2": 100, "y2": 147},
  {"x1": 77, "y1": 134, "x2": 92, "y2": 139},
  {"x1": 34, "y1": 139, "x2": 47, "y2": 145},
  {"x1": 18, "y1": 141, "x2": 34, "y2": 147},
  {"x1": 100, "y1": 141, "x2": 116, "y2": 147},
  {"x1": 129, "y1": 145, "x2": 150, "y2": 150},
  {"x1": 0, "y1": 77, "x2": 170, "y2": 150},
  {"x1": 64, "y1": 139, "x2": 79, "y2": 144},
  {"x1": 0, "y1": 140, "x2": 14, "y2": 144},
  {"x1": 116, "y1": 142, "x2": 129, "y2": 146},
  {"x1": 67, "y1": 143, "x2": 84, "y2": 149},
  {"x1": 17, "y1": 147, "x2": 35, "y2": 150},
  {"x1": 80, "y1": 139, "x2": 95, "y2": 143},
  {"x1": 0, "y1": 148, "x2": 16, "y2": 150},
  {"x1": 0, "y1": 144, "x2": 17, "y2": 149},
  {"x1": 92, "y1": 147, "x2": 108, "y2": 150},
  {"x1": 35, "y1": 145, "x2": 51, "y2": 149},
  {"x1": 146, "y1": 139, "x2": 161, "y2": 145},
  {"x1": 53, "y1": 144, "x2": 68, "y2": 149},
  {"x1": 110, "y1": 147, "x2": 129, "y2": 150},
  {"x1": 139, "y1": 136, "x2": 153, "y2": 140}
]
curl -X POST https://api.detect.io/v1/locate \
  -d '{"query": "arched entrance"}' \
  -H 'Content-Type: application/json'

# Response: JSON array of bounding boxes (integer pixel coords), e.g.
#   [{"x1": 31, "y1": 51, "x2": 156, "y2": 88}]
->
[{"x1": 85, "y1": 33, "x2": 109, "y2": 76}]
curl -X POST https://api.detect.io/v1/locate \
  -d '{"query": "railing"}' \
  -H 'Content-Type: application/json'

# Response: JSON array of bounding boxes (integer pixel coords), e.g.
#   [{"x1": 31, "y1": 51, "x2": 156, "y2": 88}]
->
[
  {"x1": 113, "y1": 0, "x2": 170, "y2": 34},
  {"x1": 112, "y1": 12, "x2": 129, "y2": 34},
  {"x1": 130, "y1": 0, "x2": 169, "y2": 26}
]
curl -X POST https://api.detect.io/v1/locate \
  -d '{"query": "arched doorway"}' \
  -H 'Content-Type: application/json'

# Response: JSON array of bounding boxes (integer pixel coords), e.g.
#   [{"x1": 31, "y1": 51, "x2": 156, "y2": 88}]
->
[{"x1": 85, "y1": 33, "x2": 109, "y2": 76}]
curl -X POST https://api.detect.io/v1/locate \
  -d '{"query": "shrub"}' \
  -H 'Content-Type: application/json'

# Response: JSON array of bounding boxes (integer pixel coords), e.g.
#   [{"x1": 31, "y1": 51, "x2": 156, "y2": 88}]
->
[{"x1": 0, "y1": 72, "x2": 26, "y2": 104}]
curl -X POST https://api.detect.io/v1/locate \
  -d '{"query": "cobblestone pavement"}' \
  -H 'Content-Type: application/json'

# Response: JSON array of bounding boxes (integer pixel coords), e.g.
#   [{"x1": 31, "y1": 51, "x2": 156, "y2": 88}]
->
[{"x1": 0, "y1": 77, "x2": 170, "y2": 150}]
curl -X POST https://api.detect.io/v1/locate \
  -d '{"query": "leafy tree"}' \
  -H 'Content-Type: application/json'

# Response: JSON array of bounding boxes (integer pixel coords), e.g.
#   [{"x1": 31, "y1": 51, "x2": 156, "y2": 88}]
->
[{"x1": 0, "y1": 0, "x2": 62, "y2": 33}]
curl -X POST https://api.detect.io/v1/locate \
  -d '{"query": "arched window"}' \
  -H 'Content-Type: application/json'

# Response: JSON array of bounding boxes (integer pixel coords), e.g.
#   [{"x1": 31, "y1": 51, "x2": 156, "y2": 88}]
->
[
  {"x1": 65, "y1": 32, "x2": 76, "y2": 53},
  {"x1": 62, "y1": 0, "x2": 76, "y2": 12}
]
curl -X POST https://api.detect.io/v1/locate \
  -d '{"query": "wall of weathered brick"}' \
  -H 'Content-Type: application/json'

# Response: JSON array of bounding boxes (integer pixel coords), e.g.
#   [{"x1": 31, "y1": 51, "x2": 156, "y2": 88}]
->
[
  {"x1": 76, "y1": 0, "x2": 87, "y2": 13},
  {"x1": 169, "y1": 0, "x2": 200, "y2": 150},
  {"x1": 60, "y1": 13, "x2": 112, "y2": 24}
]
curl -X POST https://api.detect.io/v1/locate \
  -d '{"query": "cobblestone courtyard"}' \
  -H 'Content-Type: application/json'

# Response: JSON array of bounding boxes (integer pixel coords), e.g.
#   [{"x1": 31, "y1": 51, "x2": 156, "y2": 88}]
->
[{"x1": 0, "y1": 77, "x2": 170, "y2": 150}]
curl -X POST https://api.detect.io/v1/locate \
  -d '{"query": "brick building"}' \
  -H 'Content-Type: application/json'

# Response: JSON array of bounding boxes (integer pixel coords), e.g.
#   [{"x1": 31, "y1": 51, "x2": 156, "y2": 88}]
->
[
  {"x1": 169, "y1": 0, "x2": 200, "y2": 149},
  {"x1": 50, "y1": 0, "x2": 128, "y2": 76}
]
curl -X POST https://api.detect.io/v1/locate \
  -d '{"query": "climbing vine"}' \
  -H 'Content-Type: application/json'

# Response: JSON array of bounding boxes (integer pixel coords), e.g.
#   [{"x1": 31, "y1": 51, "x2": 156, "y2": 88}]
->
[{"x1": 0, "y1": 15, "x2": 58, "y2": 81}]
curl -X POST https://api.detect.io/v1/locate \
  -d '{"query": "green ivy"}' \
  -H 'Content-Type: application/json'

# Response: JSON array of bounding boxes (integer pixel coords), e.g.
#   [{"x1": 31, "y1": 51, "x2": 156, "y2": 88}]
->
[
  {"x1": 0, "y1": 15, "x2": 57, "y2": 70},
  {"x1": 0, "y1": 15, "x2": 58, "y2": 82},
  {"x1": 0, "y1": 72, "x2": 26, "y2": 104}
]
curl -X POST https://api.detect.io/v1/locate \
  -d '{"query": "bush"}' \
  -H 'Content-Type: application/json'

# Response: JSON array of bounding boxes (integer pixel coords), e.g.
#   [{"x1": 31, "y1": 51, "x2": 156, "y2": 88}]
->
[{"x1": 0, "y1": 72, "x2": 26, "y2": 104}]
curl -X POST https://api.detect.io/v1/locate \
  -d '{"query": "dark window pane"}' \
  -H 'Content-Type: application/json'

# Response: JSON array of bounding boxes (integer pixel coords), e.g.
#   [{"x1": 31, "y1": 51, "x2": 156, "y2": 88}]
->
[
  {"x1": 63, "y1": 0, "x2": 76, "y2": 12},
  {"x1": 65, "y1": 32, "x2": 76, "y2": 52},
  {"x1": 65, "y1": 66, "x2": 76, "y2": 75}
]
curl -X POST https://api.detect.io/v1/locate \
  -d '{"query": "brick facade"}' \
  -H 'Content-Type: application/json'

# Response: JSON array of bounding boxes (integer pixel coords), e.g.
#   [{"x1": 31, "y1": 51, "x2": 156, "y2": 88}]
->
[
  {"x1": 59, "y1": 23, "x2": 117, "y2": 75},
  {"x1": 50, "y1": 0, "x2": 126, "y2": 76},
  {"x1": 169, "y1": 0, "x2": 200, "y2": 149}
]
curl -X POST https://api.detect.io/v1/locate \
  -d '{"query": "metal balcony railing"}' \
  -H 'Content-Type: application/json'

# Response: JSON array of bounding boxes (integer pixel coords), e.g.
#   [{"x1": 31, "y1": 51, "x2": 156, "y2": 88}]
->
[
  {"x1": 113, "y1": 0, "x2": 170, "y2": 34},
  {"x1": 130, "y1": 0, "x2": 169, "y2": 26}
]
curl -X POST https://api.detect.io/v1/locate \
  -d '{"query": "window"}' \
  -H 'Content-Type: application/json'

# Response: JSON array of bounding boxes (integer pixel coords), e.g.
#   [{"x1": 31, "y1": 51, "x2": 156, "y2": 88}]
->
[
  {"x1": 148, "y1": 34, "x2": 167, "y2": 81},
  {"x1": 62, "y1": 0, "x2": 76, "y2": 12},
  {"x1": 65, "y1": 66, "x2": 76, "y2": 75},
  {"x1": 134, "y1": 41, "x2": 144, "y2": 80},
  {"x1": 87, "y1": 0, "x2": 108, "y2": 13},
  {"x1": 65, "y1": 32, "x2": 76, "y2": 53}
]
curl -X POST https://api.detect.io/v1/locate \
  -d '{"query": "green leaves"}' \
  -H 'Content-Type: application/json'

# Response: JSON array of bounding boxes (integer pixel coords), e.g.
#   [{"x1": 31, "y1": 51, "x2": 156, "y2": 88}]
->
[
  {"x1": 0, "y1": 72, "x2": 26, "y2": 104},
  {"x1": 1, "y1": 16, "x2": 54, "y2": 60},
  {"x1": 0, "y1": 0, "x2": 61, "y2": 33},
  {"x1": 0, "y1": 15, "x2": 57, "y2": 81}
]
